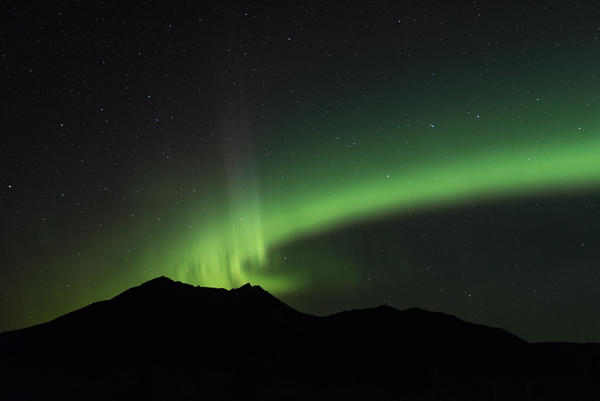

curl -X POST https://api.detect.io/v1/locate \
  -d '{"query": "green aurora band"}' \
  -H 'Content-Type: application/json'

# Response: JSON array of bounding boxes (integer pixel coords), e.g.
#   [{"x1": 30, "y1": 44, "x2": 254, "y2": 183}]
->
[
  {"x1": 158, "y1": 134, "x2": 600, "y2": 293},
  {"x1": 15, "y1": 120, "x2": 600, "y2": 330}
]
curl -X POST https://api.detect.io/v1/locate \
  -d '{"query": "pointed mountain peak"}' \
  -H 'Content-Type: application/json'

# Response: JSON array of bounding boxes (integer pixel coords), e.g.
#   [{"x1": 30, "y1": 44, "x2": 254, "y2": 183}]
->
[
  {"x1": 235, "y1": 283, "x2": 266, "y2": 292},
  {"x1": 148, "y1": 275, "x2": 174, "y2": 282},
  {"x1": 110, "y1": 276, "x2": 197, "y2": 305},
  {"x1": 231, "y1": 282, "x2": 275, "y2": 300},
  {"x1": 141, "y1": 275, "x2": 176, "y2": 287},
  {"x1": 131, "y1": 275, "x2": 188, "y2": 292}
]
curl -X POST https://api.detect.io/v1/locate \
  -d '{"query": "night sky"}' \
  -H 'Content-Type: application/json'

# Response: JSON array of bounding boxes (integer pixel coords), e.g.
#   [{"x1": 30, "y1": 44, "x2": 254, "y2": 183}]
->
[{"x1": 2, "y1": 1, "x2": 599, "y2": 343}]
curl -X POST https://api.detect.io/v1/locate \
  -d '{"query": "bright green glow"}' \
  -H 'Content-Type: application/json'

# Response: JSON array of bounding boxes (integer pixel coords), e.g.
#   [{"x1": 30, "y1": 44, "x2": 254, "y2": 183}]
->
[
  {"x1": 9, "y1": 122, "x2": 600, "y2": 334},
  {"x1": 29, "y1": 127, "x2": 596, "y2": 326},
  {"x1": 266, "y1": 137, "x2": 600, "y2": 242},
  {"x1": 168, "y1": 134, "x2": 600, "y2": 293}
]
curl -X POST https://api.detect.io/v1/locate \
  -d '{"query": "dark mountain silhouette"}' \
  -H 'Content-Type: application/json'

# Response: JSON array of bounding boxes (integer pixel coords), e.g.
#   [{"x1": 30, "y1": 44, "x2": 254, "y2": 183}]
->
[{"x1": 0, "y1": 277, "x2": 598, "y2": 400}]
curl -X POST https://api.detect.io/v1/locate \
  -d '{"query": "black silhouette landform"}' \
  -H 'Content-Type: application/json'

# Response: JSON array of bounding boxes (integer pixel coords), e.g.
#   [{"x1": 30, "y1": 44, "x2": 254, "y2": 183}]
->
[{"x1": 1, "y1": 277, "x2": 598, "y2": 400}]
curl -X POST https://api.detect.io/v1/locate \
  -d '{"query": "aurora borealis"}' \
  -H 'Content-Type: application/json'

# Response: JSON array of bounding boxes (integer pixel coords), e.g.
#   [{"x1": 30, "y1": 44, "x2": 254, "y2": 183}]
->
[{"x1": 1, "y1": 1, "x2": 599, "y2": 343}]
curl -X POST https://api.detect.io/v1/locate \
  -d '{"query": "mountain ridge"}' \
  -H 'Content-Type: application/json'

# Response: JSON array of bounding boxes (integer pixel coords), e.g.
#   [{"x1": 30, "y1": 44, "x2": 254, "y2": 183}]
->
[{"x1": 0, "y1": 276, "x2": 598, "y2": 400}]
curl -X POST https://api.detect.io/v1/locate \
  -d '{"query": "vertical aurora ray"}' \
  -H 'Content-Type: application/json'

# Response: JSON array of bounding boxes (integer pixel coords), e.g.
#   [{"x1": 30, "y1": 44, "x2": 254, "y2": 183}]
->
[{"x1": 170, "y1": 88, "x2": 286, "y2": 290}]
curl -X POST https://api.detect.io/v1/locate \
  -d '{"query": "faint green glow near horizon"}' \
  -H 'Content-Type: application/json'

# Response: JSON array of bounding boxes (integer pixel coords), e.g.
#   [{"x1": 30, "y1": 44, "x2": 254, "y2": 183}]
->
[{"x1": 168, "y1": 134, "x2": 600, "y2": 294}]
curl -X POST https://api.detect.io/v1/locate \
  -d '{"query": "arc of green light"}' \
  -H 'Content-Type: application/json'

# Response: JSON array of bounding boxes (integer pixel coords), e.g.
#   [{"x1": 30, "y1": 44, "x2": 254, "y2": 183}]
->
[
  {"x1": 174, "y1": 136, "x2": 599, "y2": 292},
  {"x1": 264, "y1": 137, "x2": 600, "y2": 245}
]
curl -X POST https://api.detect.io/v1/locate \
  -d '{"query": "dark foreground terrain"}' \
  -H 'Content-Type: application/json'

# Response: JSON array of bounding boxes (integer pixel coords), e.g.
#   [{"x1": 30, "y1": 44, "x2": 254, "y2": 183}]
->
[{"x1": 1, "y1": 277, "x2": 598, "y2": 400}]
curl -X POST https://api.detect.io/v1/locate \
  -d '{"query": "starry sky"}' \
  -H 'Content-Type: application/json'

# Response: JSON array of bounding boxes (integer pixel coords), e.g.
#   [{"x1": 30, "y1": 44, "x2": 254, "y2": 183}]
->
[{"x1": 1, "y1": 1, "x2": 599, "y2": 343}]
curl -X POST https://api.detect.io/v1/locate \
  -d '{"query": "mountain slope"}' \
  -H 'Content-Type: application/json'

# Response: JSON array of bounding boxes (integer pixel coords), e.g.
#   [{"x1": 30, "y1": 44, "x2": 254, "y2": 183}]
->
[{"x1": 0, "y1": 277, "x2": 598, "y2": 400}]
